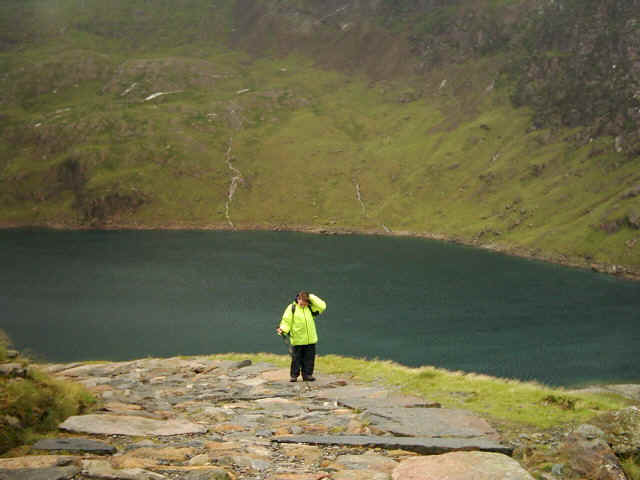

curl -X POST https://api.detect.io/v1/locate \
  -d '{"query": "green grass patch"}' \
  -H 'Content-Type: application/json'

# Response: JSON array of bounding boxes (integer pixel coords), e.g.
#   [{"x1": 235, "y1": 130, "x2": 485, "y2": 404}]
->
[
  {"x1": 0, "y1": 332, "x2": 8, "y2": 362},
  {"x1": 622, "y1": 456, "x2": 640, "y2": 480},
  {"x1": 0, "y1": 330, "x2": 97, "y2": 455},
  {"x1": 0, "y1": 371, "x2": 97, "y2": 454}
]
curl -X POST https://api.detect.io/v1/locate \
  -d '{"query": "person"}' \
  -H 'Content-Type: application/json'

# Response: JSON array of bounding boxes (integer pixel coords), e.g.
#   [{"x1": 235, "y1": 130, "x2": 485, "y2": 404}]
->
[{"x1": 277, "y1": 291, "x2": 327, "y2": 382}]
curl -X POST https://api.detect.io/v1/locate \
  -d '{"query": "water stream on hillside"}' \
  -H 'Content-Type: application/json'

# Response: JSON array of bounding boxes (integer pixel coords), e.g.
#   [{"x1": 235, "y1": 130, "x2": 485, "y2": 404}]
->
[{"x1": 1, "y1": 229, "x2": 638, "y2": 386}]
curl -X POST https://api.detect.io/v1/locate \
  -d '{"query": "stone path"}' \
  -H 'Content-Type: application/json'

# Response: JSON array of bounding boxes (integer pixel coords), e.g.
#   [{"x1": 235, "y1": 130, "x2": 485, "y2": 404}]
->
[{"x1": 0, "y1": 357, "x2": 534, "y2": 480}]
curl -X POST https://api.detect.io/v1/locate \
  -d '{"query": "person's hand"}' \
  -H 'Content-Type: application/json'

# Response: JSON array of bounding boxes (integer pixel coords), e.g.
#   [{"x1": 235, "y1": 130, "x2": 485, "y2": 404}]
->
[{"x1": 276, "y1": 327, "x2": 283, "y2": 335}]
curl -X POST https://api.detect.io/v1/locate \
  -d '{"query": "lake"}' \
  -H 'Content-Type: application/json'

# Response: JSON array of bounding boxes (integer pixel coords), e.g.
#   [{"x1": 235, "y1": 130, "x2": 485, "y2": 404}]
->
[{"x1": 1, "y1": 229, "x2": 638, "y2": 386}]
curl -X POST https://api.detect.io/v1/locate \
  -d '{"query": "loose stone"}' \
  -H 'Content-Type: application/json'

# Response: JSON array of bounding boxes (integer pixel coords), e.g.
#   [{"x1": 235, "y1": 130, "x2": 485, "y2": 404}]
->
[
  {"x1": 80, "y1": 459, "x2": 167, "y2": 480},
  {"x1": 182, "y1": 469, "x2": 234, "y2": 480},
  {"x1": 331, "y1": 470, "x2": 390, "y2": 480},
  {"x1": 59, "y1": 414, "x2": 207, "y2": 436},
  {"x1": 335, "y1": 454, "x2": 398, "y2": 473}
]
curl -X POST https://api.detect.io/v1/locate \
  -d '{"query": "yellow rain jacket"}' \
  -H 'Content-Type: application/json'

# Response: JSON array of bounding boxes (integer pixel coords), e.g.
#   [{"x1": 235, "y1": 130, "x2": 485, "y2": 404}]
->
[{"x1": 279, "y1": 294, "x2": 327, "y2": 346}]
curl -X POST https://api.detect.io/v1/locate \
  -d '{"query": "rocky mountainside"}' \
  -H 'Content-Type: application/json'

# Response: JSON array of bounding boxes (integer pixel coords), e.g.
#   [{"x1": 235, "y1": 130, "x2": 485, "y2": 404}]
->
[
  {"x1": 228, "y1": 0, "x2": 640, "y2": 153},
  {"x1": 0, "y1": 0, "x2": 639, "y2": 274},
  {"x1": 511, "y1": 0, "x2": 640, "y2": 153}
]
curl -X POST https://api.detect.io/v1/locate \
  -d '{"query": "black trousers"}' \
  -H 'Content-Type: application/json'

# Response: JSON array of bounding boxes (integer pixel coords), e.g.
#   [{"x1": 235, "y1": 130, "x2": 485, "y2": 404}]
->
[{"x1": 290, "y1": 343, "x2": 316, "y2": 379}]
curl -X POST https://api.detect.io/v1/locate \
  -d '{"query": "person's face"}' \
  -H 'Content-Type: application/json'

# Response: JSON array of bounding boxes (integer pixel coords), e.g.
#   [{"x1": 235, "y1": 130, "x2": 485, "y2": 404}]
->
[{"x1": 297, "y1": 297, "x2": 309, "y2": 307}]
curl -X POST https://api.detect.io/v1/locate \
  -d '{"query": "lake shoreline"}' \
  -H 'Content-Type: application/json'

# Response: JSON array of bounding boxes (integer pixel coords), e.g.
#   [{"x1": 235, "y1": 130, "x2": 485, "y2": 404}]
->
[{"x1": 2, "y1": 219, "x2": 639, "y2": 282}]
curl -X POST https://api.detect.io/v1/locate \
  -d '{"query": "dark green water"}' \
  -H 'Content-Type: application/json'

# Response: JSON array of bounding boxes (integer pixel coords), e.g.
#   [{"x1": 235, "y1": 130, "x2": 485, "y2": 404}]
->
[{"x1": 1, "y1": 229, "x2": 638, "y2": 386}]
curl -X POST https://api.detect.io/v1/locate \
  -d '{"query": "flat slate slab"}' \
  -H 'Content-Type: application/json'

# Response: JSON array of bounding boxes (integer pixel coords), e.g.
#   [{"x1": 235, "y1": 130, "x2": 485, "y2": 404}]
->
[
  {"x1": 363, "y1": 407, "x2": 499, "y2": 439},
  {"x1": 32, "y1": 437, "x2": 116, "y2": 454},
  {"x1": 272, "y1": 435, "x2": 513, "y2": 456},
  {"x1": 59, "y1": 414, "x2": 207, "y2": 436},
  {"x1": 314, "y1": 381, "x2": 501, "y2": 446},
  {"x1": 0, "y1": 466, "x2": 80, "y2": 480},
  {"x1": 314, "y1": 385, "x2": 434, "y2": 409}
]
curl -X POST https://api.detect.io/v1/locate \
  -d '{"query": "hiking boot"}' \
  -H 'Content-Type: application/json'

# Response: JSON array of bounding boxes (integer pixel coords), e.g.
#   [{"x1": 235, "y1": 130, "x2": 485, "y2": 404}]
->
[
  {"x1": 289, "y1": 377, "x2": 298, "y2": 382},
  {"x1": 302, "y1": 376, "x2": 316, "y2": 382}
]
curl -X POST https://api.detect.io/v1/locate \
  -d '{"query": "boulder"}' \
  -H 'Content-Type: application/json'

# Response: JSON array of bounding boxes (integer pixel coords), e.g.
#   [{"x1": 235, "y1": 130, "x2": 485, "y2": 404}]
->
[
  {"x1": 391, "y1": 452, "x2": 534, "y2": 480},
  {"x1": 59, "y1": 414, "x2": 207, "y2": 436}
]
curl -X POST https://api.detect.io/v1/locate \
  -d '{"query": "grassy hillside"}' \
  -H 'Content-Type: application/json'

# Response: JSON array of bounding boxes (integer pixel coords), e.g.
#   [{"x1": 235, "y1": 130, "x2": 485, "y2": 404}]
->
[{"x1": 0, "y1": 0, "x2": 639, "y2": 275}]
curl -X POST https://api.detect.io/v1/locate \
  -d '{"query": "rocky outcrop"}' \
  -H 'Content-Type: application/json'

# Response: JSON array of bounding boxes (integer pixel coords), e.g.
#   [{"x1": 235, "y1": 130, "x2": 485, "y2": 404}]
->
[
  {"x1": 510, "y1": 0, "x2": 640, "y2": 153},
  {"x1": 591, "y1": 407, "x2": 640, "y2": 457},
  {"x1": 0, "y1": 49, "x2": 114, "y2": 103},
  {"x1": 229, "y1": 0, "x2": 416, "y2": 79},
  {"x1": 521, "y1": 424, "x2": 630, "y2": 480},
  {"x1": 78, "y1": 191, "x2": 148, "y2": 226},
  {"x1": 230, "y1": 0, "x2": 525, "y2": 76},
  {"x1": 558, "y1": 425, "x2": 628, "y2": 480},
  {"x1": 228, "y1": 0, "x2": 640, "y2": 148}
]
